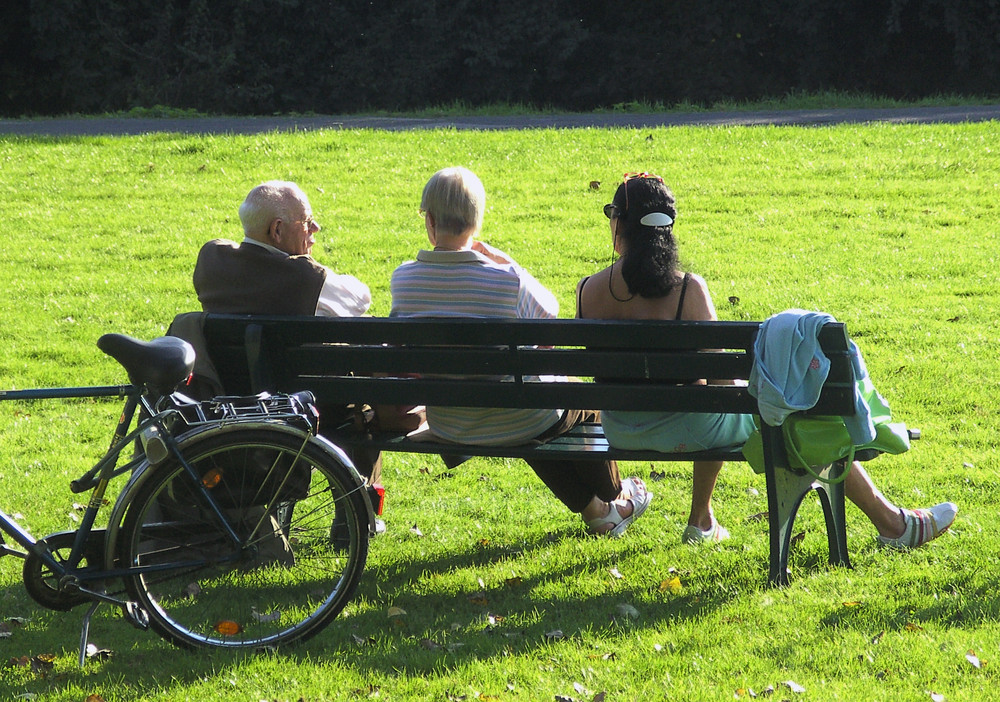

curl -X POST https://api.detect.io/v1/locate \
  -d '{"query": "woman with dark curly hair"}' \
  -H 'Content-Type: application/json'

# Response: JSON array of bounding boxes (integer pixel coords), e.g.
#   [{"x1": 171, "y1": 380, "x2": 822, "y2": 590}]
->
[{"x1": 576, "y1": 172, "x2": 956, "y2": 548}]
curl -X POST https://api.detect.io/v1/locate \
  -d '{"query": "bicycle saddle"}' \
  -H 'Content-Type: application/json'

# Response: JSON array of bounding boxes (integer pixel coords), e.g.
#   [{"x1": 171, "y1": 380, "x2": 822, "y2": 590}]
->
[{"x1": 97, "y1": 333, "x2": 196, "y2": 394}]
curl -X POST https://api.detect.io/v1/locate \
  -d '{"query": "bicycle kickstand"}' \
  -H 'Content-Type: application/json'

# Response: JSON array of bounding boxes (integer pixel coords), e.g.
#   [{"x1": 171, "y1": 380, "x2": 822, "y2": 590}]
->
[{"x1": 77, "y1": 601, "x2": 101, "y2": 668}]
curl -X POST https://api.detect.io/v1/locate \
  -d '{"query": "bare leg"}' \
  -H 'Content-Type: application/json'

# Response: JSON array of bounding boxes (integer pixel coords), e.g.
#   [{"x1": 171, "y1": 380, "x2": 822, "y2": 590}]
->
[
  {"x1": 688, "y1": 460, "x2": 723, "y2": 530},
  {"x1": 844, "y1": 461, "x2": 906, "y2": 538}
]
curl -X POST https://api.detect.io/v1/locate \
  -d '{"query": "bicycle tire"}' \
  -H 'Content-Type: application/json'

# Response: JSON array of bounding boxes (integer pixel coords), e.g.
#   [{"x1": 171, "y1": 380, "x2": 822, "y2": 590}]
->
[{"x1": 117, "y1": 427, "x2": 369, "y2": 650}]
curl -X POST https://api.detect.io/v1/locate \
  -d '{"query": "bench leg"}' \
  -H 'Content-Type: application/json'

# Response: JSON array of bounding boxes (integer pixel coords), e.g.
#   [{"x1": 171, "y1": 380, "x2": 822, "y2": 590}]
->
[
  {"x1": 813, "y1": 459, "x2": 851, "y2": 570},
  {"x1": 765, "y1": 459, "x2": 852, "y2": 586}
]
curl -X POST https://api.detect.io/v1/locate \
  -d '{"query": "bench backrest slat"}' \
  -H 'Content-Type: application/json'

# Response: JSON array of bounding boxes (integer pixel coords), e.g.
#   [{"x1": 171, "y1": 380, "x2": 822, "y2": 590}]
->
[
  {"x1": 285, "y1": 345, "x2": 754, "y2": 382},
  {"x1": 197, "y1": 314, "x2": 856, "y2": 417}
]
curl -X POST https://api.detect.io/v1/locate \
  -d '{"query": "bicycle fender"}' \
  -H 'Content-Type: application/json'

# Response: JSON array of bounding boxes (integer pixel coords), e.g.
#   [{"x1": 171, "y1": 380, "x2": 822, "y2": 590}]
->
[{"x1": 103, "y1": 421, "x2": 374, "y2": 569}]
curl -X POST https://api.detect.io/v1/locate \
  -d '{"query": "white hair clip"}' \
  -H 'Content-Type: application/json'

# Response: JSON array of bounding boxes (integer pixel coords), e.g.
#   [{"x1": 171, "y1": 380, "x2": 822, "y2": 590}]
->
[{"x1": 639, "y1": 212, "x2": 674, "y2": 227}]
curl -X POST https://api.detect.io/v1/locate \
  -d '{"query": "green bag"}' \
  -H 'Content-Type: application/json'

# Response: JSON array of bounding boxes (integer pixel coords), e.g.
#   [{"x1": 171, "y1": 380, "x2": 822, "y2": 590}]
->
[{"x1": 742, "y1": 376, "x2": 910, "y2": 478}]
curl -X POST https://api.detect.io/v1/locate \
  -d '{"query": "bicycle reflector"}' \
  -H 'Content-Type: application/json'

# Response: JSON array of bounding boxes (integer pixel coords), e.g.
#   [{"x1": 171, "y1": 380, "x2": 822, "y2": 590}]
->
[
  {"x1": 369, "y1": 482, "x2": 385, "y2": 516},
  {"x1": 214, "y1": 620, "x2": 242, "y2": 636},
  {"x1": 201, "y1": 468, "x2": 223, "y2": 489}
]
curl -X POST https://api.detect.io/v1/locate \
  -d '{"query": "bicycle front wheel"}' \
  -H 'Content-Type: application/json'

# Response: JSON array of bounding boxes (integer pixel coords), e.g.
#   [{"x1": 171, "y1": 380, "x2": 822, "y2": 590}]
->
[{"x1": 118, "y1": 427, "x2": 369, "y2": 650}]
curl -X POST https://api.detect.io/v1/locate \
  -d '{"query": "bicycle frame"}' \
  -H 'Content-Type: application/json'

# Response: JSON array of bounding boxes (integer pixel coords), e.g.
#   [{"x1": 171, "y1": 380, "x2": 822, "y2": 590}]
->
[
  {"x1": 0, "y1": 384, "x2": 322, "y2": 582},
  {"x1": 0, "y1": 384, "x2": 144, "y2": 573}
]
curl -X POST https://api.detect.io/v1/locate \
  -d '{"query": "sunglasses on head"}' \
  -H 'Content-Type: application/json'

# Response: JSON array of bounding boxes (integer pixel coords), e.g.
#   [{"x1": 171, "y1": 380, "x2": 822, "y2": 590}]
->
[{"x1": 605, "y1": 172, "x2": 666, "y2": 220}]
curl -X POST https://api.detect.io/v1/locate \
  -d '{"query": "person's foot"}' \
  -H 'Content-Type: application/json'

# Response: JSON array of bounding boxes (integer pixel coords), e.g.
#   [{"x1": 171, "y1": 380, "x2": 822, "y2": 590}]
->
[
  {"x1": 681, "y1": 518, "x2": 730, "y2": 545},
  {"x1": 876, "y1": 502, "x2": 957, "y2": 550},
  {"x1": 585, "y1": 477, "x2": 653, "y2": 537}
]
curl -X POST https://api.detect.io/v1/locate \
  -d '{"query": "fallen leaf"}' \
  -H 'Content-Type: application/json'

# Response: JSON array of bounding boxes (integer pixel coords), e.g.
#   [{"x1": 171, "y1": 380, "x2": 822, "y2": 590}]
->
[
  {"x1": 31, "y1": 654, "x2": 55, "y2": 674},
  {"x1": 905, "y1": 622, "x2": 924, "y2": 632},
  {"x1": 659, "y1": 576, "x2": 683, "y2": 594},
  {"x1": 871, "y1": 630, "x2": 885, "y2": 644},
  {"x1": 842, "y1": 601, "x2": 863, "y2": 607},
  {"x1": 615, "y1": 603, "x2": 639, "y2": 619},
  {"x1": 545, "y1": 629, "x2": 564, "y2": 641},
  {"x1": 351, "y1": 633, "x2": 374, "y2": 646},
  {"x1": 784, "y1": 680, "x2": 805, "y2": 693},
  {"x1": 747, "y1": 511, "x2": 768, "y2": 522},
  {"x1": 729, "y1": 296, "x2": 740, "y2": 305},
  {"x1": 85, "y1": 696, "x2": 107, "y2": 702},
  {"x1": 789, "y1": 531, "x2": 806, "y2": 548},
  {"x1": 504, "y1": 576, "x2": 522, "y2": 587},
  {"x1": 468, "y1": 592, "x2": 489, "y2": 606},
  {"x1": 251, "y1": 607, "x2": 281, "y2": 623},
  {"x1": 592, "y1": 692, "x2": 607, "y2": 702},
  {"x1": 419, "y1": 638, "x2": 441, "y2": 650},
  {"x1": 588, "y1": 652, "x2": 616, "y2": 661},
  {"x1": 85, "y1": 643, "x2": 113, "y2": 661},
  {"x1": 649, "y1": 470, "x2": 666, "y2": 481},
  {"x1": 609, "y1": 567, "x2": 624, "y2": 580},
  {"x1": 573, "y1": 682, "x2": 590, "y2": 694},
  {"x1": 183, "y1": 582, "x2": 201, "y2": 599},
  {"x1": 966, "y1": 650, "x2": 982, "y2": 669},
  {"x1": 409, "y1": 523, "x2": 424, "y2": 537},
  {"x1": 928, "y1": 693, "x2": 945, "y2": 702},
  {"x1": 589, "y1": 180, "x2": 601, "y2": 190},
  {"x1": 387, "y1": 606, "x2": 407, "y2": 618}
]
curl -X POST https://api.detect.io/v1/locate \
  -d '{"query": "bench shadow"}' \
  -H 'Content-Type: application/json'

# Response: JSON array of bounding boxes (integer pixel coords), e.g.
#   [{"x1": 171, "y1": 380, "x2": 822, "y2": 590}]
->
[{"x1": 4, "y1": 533, "x2": 978, "y2": 693}]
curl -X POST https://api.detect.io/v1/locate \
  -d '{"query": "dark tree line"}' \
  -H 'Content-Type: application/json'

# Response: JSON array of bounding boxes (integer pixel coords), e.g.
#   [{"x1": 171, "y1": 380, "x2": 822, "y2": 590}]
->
[{"x1": 2, "y1": 0, "x2": 998, "y2": 117}]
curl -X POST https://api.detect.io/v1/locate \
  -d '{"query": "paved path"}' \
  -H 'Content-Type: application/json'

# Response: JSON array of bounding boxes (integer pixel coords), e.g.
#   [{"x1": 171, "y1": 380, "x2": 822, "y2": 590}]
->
[{"x1": 1, "y1": 105, "x2": 999, "y2": 136}]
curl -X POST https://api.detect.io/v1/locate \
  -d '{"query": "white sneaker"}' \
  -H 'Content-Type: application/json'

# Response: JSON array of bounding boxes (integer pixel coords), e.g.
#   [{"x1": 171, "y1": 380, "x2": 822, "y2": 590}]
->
[
  {"x1": 876, "y1": 502, "x2": 957, "y2": 550},
  {"x1": 681, "y1": 519, "x2": 730, "y2": 545}
]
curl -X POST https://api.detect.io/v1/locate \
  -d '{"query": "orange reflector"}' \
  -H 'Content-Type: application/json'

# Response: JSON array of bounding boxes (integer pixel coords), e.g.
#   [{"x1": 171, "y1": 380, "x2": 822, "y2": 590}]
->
[
  {"x1": 202, "y1": 468, "x2": 223, "y2": 489},
  {"x1": 214, "y1": 620, "x2": 242, "y2": 636}
]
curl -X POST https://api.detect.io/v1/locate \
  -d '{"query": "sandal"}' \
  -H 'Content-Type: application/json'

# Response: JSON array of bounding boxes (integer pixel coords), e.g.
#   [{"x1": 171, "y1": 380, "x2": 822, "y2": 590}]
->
[{"x1": 586, "y1": 477, "x2": 653, "y2": 537}]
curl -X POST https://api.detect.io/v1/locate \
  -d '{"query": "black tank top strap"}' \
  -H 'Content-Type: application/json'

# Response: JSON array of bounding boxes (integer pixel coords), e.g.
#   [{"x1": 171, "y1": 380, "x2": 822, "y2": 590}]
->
[{"x1": 675, "y1": 272, "x2": 691, "y2": 320}]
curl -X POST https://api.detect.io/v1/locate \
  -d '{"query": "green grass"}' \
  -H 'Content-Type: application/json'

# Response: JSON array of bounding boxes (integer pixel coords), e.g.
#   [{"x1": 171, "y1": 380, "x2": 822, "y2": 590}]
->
[
  {"x1": 0, "y1": 120, "x2": 998, "y2": 700},
  {"x1": 25, "y1": 91, "x2": 999, "y2": 121}
]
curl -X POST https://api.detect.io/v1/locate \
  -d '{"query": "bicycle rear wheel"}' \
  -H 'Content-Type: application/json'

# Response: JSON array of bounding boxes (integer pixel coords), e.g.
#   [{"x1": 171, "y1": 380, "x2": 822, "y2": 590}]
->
[{"x1": 118, "y1": 427, "x2": 369, "y2": 650}]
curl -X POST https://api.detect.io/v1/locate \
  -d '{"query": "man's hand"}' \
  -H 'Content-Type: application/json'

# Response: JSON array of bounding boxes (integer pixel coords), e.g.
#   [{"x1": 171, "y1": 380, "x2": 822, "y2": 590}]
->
[{"x1": 471, "y1": 240, "x2": 514, "y2": 265}]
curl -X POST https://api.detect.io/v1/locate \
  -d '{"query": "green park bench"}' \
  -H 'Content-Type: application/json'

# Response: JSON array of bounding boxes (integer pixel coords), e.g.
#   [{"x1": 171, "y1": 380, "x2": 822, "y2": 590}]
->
[{"x1": 171, "y1": 312, "x2": 869, "y2": 586}]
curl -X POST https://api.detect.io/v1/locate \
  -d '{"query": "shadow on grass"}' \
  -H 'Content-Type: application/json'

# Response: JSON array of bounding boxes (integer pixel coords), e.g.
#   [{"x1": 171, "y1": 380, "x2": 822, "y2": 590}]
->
[
  {"x1": 0, "y1": 529, "x2": 746, "y2": 695},
  {"x1": 7, "y1": 524, "x2": 962, "y2": 695}
]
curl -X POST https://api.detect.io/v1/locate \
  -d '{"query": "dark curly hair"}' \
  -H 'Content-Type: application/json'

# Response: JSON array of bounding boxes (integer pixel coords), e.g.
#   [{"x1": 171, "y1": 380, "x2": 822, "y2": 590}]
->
[{"x1": 611, "y1": 176, "x2": 679, "y2": 298}]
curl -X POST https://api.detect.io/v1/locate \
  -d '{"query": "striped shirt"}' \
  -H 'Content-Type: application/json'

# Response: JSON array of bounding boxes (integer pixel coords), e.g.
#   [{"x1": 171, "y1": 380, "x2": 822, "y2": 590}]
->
[{"x1": 390, "y1": 248, "x2": 563, "y2": 446}]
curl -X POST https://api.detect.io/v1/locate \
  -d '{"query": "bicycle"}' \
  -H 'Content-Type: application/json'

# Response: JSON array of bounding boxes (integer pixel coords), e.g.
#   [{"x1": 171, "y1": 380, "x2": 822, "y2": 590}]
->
[{"x1": 0, "y1": 333, "x2": 377, "y2": 665}]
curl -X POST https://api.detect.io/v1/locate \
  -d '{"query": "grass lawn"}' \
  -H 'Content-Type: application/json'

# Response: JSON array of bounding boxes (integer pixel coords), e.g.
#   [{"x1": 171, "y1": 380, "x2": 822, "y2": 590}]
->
[{"x1": 0, "y1": 120, "x2": 998, "y2": 701}]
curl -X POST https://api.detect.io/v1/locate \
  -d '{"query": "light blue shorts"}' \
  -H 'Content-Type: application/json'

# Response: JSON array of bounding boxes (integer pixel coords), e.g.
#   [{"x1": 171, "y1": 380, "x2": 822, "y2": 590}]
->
[{"x1": 601, "y1": 409, "x2": 756, "y2": 453}]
